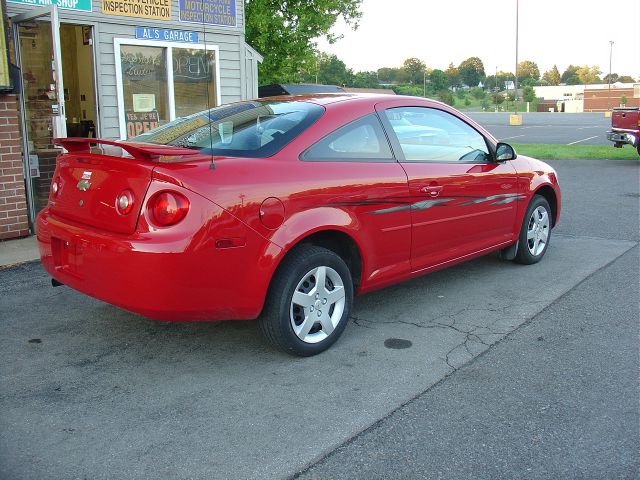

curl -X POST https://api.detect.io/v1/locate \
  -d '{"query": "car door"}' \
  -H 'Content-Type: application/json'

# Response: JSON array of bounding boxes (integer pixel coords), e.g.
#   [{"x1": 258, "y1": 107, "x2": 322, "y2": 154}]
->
[
  {"x1": 377, "y1": 104, "x2": 519, "y2": 272},
  {"x1": 300, "y1": 112, "x2": 412, "y2": 290}
]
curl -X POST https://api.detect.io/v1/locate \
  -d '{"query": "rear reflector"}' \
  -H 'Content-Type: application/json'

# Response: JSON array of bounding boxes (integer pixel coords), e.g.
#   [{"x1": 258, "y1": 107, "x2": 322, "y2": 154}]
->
[
  {"x1": 148, "y1": 191, "x2": 190, "y2": 227},
  {"x1": 51, "y1": 177, "x2": 60, "y2": 196}
]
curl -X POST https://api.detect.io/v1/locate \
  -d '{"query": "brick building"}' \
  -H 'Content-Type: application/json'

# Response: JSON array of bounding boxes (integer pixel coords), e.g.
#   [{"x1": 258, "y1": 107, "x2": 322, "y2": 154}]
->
[
  {"x1": 583, "y1": 86, "x2": 640, "y2": 112},
  {"x1": 0, "y1": 98, "x2": 29, "y2": 240}
]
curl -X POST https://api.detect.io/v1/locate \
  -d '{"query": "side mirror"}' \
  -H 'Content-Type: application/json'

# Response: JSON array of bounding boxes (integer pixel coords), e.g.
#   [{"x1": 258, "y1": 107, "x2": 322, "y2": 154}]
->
[{"x1": 495, "y1": 142, "x2": 517, "y2": 162}]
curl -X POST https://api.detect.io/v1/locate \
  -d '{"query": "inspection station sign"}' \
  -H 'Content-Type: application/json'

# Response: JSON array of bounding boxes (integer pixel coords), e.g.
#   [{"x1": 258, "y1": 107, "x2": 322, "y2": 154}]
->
[
  {"x1": 8, "y1": 0, "x2": 92, "y2": 12},
  {"x1": 135, "y1": 27, "x2": 199, "y2": 43},
  {"x1": 102, "y1": 0, "x2": 171, "y2": 19},
  {"x1": 179, "y1": 0, "x2": 236, "y2": 26}
]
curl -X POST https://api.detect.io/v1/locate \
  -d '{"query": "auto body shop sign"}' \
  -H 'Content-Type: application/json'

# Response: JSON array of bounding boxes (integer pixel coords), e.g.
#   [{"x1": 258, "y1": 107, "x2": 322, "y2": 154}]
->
[{"x1": 102, "y1": 0, "x2": 171, "y2": 20}]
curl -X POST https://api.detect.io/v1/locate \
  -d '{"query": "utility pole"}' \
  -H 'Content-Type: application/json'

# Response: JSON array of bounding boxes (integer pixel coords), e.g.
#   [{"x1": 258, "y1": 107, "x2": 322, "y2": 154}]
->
[
  {"x1": 608, "y1": 40, "x2": 614, "y2": 109},
  {"x1": 423, "y1": 71, "x2": 426, "y2": 98},
  {"x1": 495, "y1": 65, "x2": 498, "y2": 111}
]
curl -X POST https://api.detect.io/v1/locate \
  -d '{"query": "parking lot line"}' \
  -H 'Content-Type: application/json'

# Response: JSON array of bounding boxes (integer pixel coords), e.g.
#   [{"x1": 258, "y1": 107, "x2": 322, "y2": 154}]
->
[{"x1": 567, "y1": 136, "x2": 599, "y2": 145}]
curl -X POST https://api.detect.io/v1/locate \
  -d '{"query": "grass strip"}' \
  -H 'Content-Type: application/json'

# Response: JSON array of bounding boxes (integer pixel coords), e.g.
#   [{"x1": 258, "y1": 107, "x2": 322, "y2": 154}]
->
[{"x1": 512, "y1": 143, "x2": 638, "y2": 160}]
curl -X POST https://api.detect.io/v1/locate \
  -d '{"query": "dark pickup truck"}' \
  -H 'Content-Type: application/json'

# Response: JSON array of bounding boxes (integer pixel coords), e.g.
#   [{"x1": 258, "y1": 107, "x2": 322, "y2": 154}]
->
[{"x1": 607, "y1": 107, "x2": 640, "y2": 156}]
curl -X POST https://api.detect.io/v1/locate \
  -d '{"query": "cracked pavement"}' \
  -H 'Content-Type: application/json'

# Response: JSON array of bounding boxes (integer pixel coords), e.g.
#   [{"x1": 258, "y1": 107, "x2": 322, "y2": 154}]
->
[{"x1": 1, "y1": 160, "x2": 638, "y2": 479}]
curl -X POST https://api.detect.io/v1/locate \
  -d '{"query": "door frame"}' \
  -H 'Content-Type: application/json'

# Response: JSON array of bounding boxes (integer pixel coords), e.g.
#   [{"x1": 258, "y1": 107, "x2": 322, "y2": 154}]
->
[{"x1": 12, "y1": 5, "x2": 65, "y2": 227}]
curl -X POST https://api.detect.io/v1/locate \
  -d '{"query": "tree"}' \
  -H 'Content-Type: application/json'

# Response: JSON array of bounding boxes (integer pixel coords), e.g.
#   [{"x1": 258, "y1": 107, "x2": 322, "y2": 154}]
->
[
  {"x1": 561, "y1": 65, "x2": 581, "y2": 85},
  {"x1": 542, "y1": 65, "x2": 561, "y2": 85},
  {"x1": 445, "y1": 63, "x2": 460, "y2": 88},
  {"x1": 523, "y1": 85, "x2": 536, "y2": 103},
  {"x1": 377, "y1": 67, "x2": 400, "y2": 84},
  {"x1": 617, "y1": 75, "x2": 636, "y2": 83},
  {"x1": 458, "y1": 57, "x2": 485, "y2": 87},
  {"x1": 401, "y1": 58, "x2": 427, "y2": 85},
  {"x1": 429, "y1": 69, "x2": 449, "y2": 92},
  {"x1": 353, "y1": 71, "x2": 379, "y2": 88},
  {"x1": 576, "y1": 65, "x2": 601, "y2": 85},
  {"x1": 245, "y1": 0, "x2": 363, "y2": 84},
  {"x1": 315, "y1": 53, "x2": 354, "y2": 86},
  {"x1": 517, "y1": 60, "x2": 540, "y2": 83},
  {"x1": 485, "y1": 71, "x2": 514, "y2": 92},
  {"x1": 491, "y1": 93, "x2": 505, "y2": 105}
]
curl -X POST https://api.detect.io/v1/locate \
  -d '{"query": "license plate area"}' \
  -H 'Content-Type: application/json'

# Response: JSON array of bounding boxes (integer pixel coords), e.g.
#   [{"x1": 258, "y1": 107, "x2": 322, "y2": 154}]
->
[{"x1": 51, "y1": 237, "x2": 83, "y2": 275}]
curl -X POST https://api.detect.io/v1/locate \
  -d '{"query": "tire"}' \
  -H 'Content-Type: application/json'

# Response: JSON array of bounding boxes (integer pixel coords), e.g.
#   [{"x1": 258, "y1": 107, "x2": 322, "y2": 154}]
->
[
  {"x1": 514, "y1": 195, "x2": 552, "y2": 265},
  {"x1": 259, "y1": 246, "x2": 354, "y2": 356}
]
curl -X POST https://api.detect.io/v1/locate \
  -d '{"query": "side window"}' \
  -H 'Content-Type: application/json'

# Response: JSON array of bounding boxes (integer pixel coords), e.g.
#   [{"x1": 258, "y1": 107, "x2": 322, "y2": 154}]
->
[
  {"x1": 384, "y1": 107, "x2": 490, "y2": 163},
  {"x1": 302, "y1": 114, "x2": 393, "y2": 162}
]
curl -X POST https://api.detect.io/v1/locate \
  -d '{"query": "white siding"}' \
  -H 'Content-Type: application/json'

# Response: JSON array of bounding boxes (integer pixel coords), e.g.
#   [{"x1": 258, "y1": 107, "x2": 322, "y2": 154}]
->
[{"x1": 7, "y1": 0, "x2": 251, "y2": 140}]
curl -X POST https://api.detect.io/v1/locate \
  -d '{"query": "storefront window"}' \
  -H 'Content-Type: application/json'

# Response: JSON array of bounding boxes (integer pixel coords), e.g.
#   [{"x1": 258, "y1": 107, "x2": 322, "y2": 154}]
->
[
  {"x1": 116, "y1": 40, "x2": 220, "y2": 139},
  {"x1": 173, "y1": 48, "x2": 217, "y2": 118},
  {"x1": 120, "y1": 45, "x2": 170, "y2": 138}
]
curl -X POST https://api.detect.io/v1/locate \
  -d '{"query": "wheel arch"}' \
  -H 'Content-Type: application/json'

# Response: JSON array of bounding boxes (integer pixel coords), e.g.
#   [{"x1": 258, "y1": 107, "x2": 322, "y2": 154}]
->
[
  {"x1": 532, "y1": 185, "x2": 558, "y2": 227},
  {"x1": 276, "y1": 228, "x2": 364, "y2": 292}
]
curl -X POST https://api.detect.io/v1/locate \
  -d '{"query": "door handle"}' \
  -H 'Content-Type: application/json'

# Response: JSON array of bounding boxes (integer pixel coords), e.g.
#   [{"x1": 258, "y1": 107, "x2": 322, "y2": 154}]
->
[{"x1": 421, "y1": 185, "x2": 443, "y2": 197}]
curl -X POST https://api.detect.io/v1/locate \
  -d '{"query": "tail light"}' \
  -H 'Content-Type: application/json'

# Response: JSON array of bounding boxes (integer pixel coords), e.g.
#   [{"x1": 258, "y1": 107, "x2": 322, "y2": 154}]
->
[
  {"x1": 116, "y1": 190, "x2": 135, "y2": 215},
  {"x1": 148, "y1": 191, "x2": 190, "y2": 227}
]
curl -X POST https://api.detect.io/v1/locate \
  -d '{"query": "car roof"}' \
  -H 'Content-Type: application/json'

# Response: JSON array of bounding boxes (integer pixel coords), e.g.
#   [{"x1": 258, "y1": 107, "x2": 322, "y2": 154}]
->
[{"x1": 261, "y1": 92, "x2": 429, "y2": 106}]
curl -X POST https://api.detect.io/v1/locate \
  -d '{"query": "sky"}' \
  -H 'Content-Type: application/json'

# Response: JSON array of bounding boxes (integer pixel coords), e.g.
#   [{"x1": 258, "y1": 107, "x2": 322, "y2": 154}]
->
[{"x1": 316, "y1": 0, "x2": 640, "y2": 81}]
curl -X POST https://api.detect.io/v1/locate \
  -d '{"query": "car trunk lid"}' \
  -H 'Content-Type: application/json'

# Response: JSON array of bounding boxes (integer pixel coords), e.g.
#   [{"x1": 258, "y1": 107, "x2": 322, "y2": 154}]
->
[{"x1": 49, "y1": 138, "x2": 204, "y2": 234}]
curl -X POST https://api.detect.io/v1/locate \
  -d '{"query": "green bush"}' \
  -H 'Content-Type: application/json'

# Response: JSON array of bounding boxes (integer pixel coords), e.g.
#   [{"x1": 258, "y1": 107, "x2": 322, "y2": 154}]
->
[
  {"x1": 470, "y1": 87, "x2": 485, "y2": 100},
  {"x1": 438, "y1": 90, "x2": 455, "y2": 106}
]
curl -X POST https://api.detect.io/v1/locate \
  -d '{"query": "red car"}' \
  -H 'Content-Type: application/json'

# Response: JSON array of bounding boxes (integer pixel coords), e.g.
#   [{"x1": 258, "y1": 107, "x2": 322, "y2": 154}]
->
[{"x1": 37, "y1": 94, "x2": 561, "y2": 356}]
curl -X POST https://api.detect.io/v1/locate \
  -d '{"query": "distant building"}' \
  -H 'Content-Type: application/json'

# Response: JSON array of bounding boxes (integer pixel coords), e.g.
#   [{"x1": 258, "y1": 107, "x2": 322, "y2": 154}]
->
[
  {"x1": 583, "y1": 85, "x2": 640, "y2": 111},
  {"x1": 534, "y1": 83, "x2": 639, "y2": 112}
]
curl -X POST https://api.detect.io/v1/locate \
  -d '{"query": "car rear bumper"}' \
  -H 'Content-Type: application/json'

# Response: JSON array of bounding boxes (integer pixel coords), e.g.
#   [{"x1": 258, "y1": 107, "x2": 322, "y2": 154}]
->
[
  {"x1": 607, "y1": 131, "x2": 638, "y2": 147},
  {"x1": 36, "y1": 206, "x2": 279, "y2": 321}
]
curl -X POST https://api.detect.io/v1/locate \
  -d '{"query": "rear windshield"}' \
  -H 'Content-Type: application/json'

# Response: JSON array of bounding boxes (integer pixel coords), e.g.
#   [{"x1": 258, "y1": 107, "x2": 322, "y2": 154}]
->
[{"x1": 132, "y1": 100, "x2": 324, "y2": 157}]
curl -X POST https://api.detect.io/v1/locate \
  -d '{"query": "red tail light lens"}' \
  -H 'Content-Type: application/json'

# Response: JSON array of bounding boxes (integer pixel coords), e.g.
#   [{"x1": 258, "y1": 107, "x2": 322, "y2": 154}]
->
[
  {"x1": 116, "y1": 190, "x2": 135, "y2": 215},
  {"x1": 149, "y1": 191, "x2": 190, "y2": 226}
]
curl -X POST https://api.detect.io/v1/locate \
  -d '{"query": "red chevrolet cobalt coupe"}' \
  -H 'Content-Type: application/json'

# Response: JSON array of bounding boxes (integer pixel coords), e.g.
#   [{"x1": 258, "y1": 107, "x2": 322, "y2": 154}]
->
[{"x1": 38, "y1": 94, "x2": 561, "y2": 356}]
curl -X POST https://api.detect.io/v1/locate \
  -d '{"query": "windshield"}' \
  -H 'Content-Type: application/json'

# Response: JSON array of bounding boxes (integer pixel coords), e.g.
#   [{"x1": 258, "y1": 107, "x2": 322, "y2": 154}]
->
[{"x1": 132, "y1": 100, "x2": 324, "y2": 157}]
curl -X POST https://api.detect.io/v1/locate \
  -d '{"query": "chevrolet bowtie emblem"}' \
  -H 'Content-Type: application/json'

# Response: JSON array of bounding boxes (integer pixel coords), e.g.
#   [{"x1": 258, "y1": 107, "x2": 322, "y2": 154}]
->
[{"x1": 77, "y1": 179, "x2": 91, "y2": 191}]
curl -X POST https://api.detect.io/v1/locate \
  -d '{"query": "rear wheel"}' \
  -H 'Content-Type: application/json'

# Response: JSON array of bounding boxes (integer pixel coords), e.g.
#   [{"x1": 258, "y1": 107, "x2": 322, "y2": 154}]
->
[
  {"x1": 514, "y1": 195, "x2": 552, "y2": 265},
  {"x1": 259, "y1": 246, "x2": 353, "y2": 356}
]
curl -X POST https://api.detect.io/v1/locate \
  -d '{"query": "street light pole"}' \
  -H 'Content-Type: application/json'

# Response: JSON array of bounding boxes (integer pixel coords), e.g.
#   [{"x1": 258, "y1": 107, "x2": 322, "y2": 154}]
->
[
  {"x1": 514, "y1": 0, "x2": 519, "y2": 115},
  {"x1": 608, "y1": 40, "x2": 614, "y2": 109}
]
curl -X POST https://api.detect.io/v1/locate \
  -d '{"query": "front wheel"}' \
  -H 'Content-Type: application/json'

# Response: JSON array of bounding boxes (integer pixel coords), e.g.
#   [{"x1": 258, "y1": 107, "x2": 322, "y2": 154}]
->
[
  {"x1": 259, "y1": 246, "x2": 354, "y2": 356},
  {"x1": 514, "y1": 195, "x2": 552, "y2": 265}
]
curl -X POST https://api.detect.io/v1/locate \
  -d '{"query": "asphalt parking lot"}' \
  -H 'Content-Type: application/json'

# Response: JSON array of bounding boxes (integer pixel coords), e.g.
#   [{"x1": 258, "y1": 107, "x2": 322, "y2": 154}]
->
[
  {"x1": 467, "y1": 112, "x2": 611, "y2": 145},
  {"x1": 1, "y1": 160, "x2": 638, "y2": 479}
]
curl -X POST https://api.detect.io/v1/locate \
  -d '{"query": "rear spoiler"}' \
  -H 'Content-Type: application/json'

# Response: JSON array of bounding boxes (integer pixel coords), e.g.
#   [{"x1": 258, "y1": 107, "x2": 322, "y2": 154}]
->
[{"x1": 53, "y1": 137, "x2": 201, "y2": 162}]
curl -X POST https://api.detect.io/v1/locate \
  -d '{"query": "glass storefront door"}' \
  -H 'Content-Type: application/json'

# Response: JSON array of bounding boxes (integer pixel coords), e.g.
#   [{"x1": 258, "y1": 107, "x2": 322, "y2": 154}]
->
[{"x1": 13, "y1": 7, "x2": 98, "y2": 225}]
